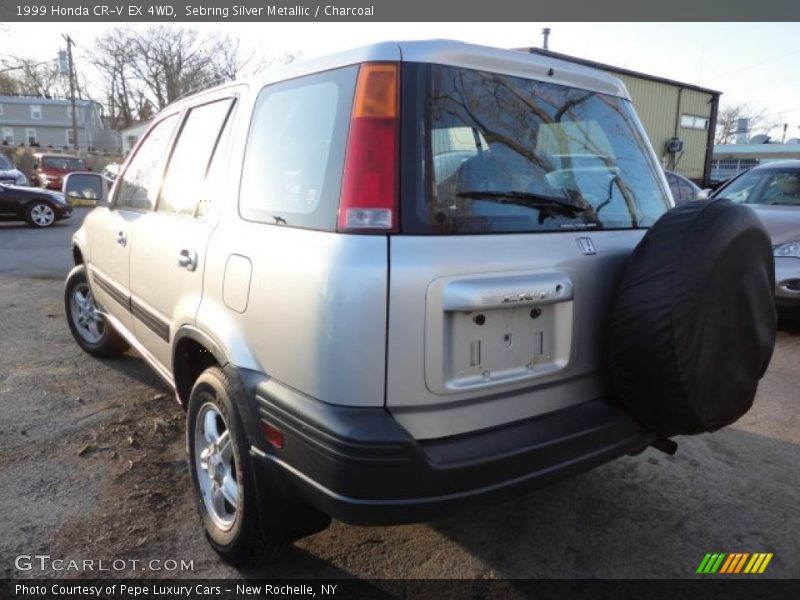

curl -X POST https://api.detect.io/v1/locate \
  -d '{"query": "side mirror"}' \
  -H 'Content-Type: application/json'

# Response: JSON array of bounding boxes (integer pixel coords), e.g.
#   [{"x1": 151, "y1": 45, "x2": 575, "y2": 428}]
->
[
  {"x1": 63, "y1": 172, "x2": 110, "y2": 207},
  {"x1": 697, "y1": 189, "x2": 711, "y2": 201}
]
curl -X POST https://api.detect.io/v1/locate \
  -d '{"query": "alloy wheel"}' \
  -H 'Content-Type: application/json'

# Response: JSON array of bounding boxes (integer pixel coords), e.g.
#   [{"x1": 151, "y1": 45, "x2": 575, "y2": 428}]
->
[
  {"x1": 194, "y1": 402, "x2": 239, "y2": 531},
  {"x1": 69, "y1": 282, "x2": 105, "y2": 344},
  {"x1": 30, "y1": 204, "x2": 55, "y2": 227}
]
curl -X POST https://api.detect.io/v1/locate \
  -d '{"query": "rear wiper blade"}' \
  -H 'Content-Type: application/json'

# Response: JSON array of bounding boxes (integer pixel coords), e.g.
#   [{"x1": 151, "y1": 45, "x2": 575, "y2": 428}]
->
[{"x1": 456, "y1": 190, "x2": 587, "y2": 213}]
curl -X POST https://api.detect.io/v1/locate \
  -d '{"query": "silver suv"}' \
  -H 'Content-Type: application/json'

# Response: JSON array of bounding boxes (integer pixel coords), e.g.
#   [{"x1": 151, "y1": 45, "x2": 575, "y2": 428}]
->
[{"x1": 64, "y1": 41, "x2": 676, "y2": 565}]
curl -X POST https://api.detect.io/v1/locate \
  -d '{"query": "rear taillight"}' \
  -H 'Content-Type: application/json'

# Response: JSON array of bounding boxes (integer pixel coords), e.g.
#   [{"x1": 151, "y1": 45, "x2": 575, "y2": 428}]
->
[{"x1": 337, "y1": 63, "x2": 399, "y2": 233}]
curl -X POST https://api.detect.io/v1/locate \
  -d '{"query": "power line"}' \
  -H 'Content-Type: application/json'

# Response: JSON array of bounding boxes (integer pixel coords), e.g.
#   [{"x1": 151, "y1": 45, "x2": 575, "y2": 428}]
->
[
  {"x1": 0, "y1": 58, "x2": 58, "y2": 74},
  {"x1": 704, "y1": 48, "x2": 800, "y2": 81},
  {"x1": 761, "y1": 108, "x2": 800, "y2": 117}
]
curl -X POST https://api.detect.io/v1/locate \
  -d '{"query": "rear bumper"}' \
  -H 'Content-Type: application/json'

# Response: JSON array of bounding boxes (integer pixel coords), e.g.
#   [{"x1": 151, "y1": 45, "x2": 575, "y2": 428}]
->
[{"x1": 247, "y1": 378, "x2": 654, "y2": 525}]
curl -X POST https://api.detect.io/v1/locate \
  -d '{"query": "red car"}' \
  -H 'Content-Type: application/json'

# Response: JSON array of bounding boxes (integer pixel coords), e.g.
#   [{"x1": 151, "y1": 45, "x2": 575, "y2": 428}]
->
[{"x1": 31, "y1": 153, "x2": 89, "y2": 191}]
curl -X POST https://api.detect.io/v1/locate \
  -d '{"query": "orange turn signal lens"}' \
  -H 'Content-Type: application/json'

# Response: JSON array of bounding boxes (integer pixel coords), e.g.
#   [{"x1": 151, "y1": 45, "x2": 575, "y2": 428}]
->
[{"x1": 352, "y1": 63, "x2": 398, "y2": 118}]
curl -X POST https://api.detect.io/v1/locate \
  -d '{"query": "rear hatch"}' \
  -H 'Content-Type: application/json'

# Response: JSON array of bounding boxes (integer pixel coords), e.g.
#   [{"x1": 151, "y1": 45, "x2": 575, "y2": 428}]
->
[{"x1": 386, "y1": 58, "x2": 672, "y2": 439}]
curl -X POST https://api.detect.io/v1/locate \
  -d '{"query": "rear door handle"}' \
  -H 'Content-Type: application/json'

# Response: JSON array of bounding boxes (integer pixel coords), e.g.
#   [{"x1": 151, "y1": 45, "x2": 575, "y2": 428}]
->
[
  {"x1": 116, "y1": 230, "x2": 127, "y2": 246},
  {"x1": 178, "y1": 248, "x2": 198, "y2": 271}
]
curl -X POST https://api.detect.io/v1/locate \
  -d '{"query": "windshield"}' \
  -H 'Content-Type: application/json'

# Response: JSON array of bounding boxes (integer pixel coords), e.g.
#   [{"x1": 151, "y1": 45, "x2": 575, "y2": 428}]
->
[
  {"x1": 42, "y1": 157, "x2": 87, "y2": 170},
  {"x1": 0, "y1": 155, "x2": 14, "y2": 170},
  {"x1": 716, "y1": 168, "x2": 800, "y2": 207},
  {"x1": 401, "y1": 64, "x2": 671, "y2": 234}
]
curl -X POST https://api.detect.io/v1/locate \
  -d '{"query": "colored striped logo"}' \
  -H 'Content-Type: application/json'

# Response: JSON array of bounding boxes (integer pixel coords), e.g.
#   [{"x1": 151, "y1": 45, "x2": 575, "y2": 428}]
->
[{"x1": 696, "y1": 553, "x2": 773, "y2": 574}]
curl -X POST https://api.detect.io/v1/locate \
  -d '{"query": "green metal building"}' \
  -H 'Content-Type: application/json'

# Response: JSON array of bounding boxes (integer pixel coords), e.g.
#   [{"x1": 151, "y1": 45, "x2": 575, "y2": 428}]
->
[{"x1": 521, "y1": 49, "x2": 721, "y2": 186}]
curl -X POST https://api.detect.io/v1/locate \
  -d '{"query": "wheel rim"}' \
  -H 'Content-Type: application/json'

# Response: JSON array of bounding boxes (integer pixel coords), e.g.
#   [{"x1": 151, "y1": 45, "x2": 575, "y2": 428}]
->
[
  {"x1": 194, "y1": 402, "x2": 238, "y2": 531},
  {"x1": 69, "y1": 282, "x2": 105, "y2": 344},
  {"x1": 31, "y1": 204, "x2": 55, "y2": 227}
]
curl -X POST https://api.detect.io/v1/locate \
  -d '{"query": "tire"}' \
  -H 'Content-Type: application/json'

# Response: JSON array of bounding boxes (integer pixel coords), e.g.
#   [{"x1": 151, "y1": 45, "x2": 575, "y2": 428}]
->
[
  {"x1": 25, "y1": 201, "x2": 57, "y2": 228},
  {"x1": 187, "y1": 367, "x2": 287, "y2": 566},
  {"x1": 608, "y1": 198, "x2": 777, "y2": 437},
  {"x1": 64, "y1": 265, "x2": 129, "y2": 358}
]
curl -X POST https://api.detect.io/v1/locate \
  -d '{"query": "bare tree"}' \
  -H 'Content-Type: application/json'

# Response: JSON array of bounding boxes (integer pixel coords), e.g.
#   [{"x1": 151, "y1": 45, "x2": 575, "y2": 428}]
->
[
  {"x1": 0, "y1": 71, "x2": 20, "y2": 95},
  {"x1": 90, "y1": 26, "x2": 293, "y2": 130},
  {"x1": 241, "y1": 50, "x2": 300, "y2": 78},
  {"x1": 0, "y1": 57, "x2": 66, "y2": 97},
  {"x1": 715, "y1": 104, "x2": 781, "y2": 144},
  {"x1": 91, "y1": 30, "x2": 140, "y2": 130},
  {"x1": 1, "y1": 58, "x2": 60, "y2": 97}
]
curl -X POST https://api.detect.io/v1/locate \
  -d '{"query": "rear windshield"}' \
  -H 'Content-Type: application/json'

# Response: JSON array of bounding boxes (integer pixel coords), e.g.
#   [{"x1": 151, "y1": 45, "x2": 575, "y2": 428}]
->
[
  {"x1": 42, "y1": 157, "x2": 86, "y2": 170},
  {"x1": 401, "y1": 64, "x2": 671, "y2": 234},
  {"x1": 0, "y1": 155, "x2": 13, "y2": 170}
]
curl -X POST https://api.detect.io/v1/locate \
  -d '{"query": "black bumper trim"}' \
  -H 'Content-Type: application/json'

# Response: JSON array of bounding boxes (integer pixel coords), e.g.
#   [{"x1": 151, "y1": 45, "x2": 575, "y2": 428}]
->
[
  {"x1": 256, "y1": 430, "x2": 644, "y2": 507},
  {"x1": 248, "y1": 378, "x2": 654, "y2": 525}
]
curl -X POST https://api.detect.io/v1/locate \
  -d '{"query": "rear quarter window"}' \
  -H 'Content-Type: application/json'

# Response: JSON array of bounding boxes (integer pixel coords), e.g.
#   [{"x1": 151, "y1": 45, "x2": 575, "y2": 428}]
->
[{"x1": 239, "y1": 66, "x2": 358, "y2": 230}]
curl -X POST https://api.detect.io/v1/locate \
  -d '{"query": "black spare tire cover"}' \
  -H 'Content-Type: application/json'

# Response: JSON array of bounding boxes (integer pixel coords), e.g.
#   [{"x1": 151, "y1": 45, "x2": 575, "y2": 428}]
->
[{"x1": 608, "y1": 198, "x2": 777, "y2": 437}]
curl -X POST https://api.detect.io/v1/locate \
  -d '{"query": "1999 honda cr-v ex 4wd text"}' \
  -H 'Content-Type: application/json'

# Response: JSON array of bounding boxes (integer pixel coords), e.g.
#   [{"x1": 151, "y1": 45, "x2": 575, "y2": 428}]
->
[{"x1": 64, "y1": 41, "x2": 777, "y2": 565}]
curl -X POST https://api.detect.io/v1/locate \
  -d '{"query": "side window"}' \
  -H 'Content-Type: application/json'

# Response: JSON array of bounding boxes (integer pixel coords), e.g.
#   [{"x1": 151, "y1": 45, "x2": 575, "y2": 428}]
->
[
  {"x1": 158, "y1": 98, "x2": 234, "y2": 217},
  {"x1": 115, "y1": 115, "x2": 179, "y2": 211},
  {"x1": 666, "y1": 173, "x2": 682, "y2": 204},
  {"x1": 678, "y1": 179, "x2": 694, "y2": 203},
  {"x1": 664, "y1": 173, "x2": 680, "y2": 204},
  {"x1": 197, "y1": 108, "x2": 235, "y2": 220},
  {"x1": 239, "y1": 66, "x2": 357, "y2": 230}
]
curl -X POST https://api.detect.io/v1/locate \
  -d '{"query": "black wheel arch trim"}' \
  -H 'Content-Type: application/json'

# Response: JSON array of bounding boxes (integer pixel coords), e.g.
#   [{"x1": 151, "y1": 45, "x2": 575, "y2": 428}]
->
[{"x1": 172, "y1": 325, "x2": 230, "y2": 369}]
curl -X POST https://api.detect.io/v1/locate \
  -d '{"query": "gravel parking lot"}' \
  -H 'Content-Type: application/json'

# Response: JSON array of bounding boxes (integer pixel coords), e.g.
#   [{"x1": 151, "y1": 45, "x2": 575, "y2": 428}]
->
[{"x1": 1, "y1": 209, "x2": 799, "y2": 580}]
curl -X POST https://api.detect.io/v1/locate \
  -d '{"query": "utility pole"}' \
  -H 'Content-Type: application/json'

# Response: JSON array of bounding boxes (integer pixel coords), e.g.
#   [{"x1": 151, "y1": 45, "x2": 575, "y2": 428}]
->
[
  {"x1": 62, "y1": 34, "x2": 79, "y2": 152},
  {"x1": 542, "y1": 27, "x2": 551, "y2": 51}
]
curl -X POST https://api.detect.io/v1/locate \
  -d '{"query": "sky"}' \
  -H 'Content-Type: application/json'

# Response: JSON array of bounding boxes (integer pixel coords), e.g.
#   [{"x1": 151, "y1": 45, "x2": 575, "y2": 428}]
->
[{"x1": 1, "y1": 21, "x2": 799, "y2": 140}]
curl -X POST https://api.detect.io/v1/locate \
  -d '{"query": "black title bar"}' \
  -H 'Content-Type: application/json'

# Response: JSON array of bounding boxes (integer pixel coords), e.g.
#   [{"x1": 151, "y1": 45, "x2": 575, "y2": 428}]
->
[
  {"x1": 2, "y1": 578, "x2": 799, "y2": 600},
  {"x1": 0, "y1": 0, "x2": 798, "y2": 22}
]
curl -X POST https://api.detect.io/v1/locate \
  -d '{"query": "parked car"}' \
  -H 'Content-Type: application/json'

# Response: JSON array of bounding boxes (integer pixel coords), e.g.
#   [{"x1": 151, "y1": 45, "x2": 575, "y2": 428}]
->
[
  {"x1": 0, "y1": 182, "x2": 71, "y2": 227},
  {"x1": 31, "y1": 153, "x2": 89, "y2": 190},
  {"x1": 0, "y1": 153, "x2": 29, "y2": 186},
  {"x1": 62, "y1": 41, "x2": 775, "y2": 566},
  {"x1": 711, "y1": 160, "x2": 800, "y2": 316},
  {"x1": 665, "y1": 170, "x2": 706, "y2": 204},
  {"x1": 101, "y1": 162, "x2": 120, "y2": 181}
]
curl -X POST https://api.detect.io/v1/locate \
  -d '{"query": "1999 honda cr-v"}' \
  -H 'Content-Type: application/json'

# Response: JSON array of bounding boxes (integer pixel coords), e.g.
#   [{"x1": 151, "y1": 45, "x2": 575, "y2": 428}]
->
[{"x1": 64, "y1": 41, "x2": 775, "y2": 565}]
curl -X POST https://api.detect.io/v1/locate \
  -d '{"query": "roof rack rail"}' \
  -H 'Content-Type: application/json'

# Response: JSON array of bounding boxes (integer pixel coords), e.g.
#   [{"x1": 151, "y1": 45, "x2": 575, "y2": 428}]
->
[{"x1": 171, "y1": 77, "x2": 232, "y2": 104}]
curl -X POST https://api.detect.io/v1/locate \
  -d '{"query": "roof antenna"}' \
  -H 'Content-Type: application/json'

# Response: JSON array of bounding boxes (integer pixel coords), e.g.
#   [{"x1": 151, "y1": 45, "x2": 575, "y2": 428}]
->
[{"x1": 542, "y1": 27, "x2": 551, "y2": 51}]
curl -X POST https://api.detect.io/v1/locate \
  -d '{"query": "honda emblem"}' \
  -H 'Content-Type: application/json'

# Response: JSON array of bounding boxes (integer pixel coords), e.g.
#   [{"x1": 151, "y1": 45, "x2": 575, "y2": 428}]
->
[{"x1": 576, "y1": 237, "x2": 596, "y2": 255}]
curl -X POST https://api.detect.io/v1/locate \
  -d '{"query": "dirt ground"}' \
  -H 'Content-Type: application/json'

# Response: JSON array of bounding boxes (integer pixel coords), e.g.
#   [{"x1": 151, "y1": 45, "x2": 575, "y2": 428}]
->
[{"x1": 1, "y1": 210, "x2": 799, "y2": 580}]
